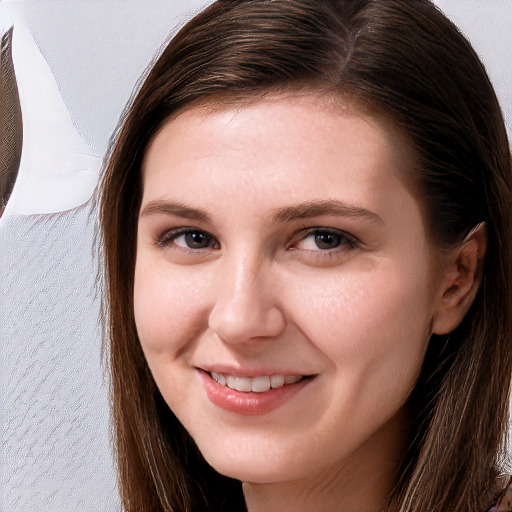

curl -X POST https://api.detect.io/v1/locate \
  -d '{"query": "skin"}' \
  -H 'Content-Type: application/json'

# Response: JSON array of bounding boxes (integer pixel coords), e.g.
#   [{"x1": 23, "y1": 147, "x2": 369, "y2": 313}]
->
[{"x1": 133, "y1": 95, "x2": 484, "y2": 512}]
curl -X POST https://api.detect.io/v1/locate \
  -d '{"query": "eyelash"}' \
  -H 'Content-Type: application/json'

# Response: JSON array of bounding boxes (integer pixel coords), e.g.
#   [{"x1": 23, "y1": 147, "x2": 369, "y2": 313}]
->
[
  {"x1": 155, "y1": 226, "x2": 359, "y2": 256},
  {"x1": 156, "y1": 227, "x2": 219, "y2": 250},
  {"x1": 292, "y1": 227, "x2": 359, "y2": 254}
]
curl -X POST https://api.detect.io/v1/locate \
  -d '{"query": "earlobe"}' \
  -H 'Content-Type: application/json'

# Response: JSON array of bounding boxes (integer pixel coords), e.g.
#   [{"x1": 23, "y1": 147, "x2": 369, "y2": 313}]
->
[{"x1": 432, "y1": 223, "x2": 487, "y2": 335}]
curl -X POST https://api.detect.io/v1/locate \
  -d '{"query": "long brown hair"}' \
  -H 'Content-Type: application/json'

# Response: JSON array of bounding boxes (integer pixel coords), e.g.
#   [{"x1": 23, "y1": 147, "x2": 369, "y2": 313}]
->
[{"x1": 99, "y1": 1, "x2": 512, "y2": 510}]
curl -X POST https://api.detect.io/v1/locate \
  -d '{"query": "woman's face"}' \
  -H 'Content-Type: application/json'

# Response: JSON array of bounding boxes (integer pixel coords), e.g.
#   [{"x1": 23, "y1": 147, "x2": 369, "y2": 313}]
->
[{"x1": 134, "y1": 95, "x2": 445, "y2": 489}]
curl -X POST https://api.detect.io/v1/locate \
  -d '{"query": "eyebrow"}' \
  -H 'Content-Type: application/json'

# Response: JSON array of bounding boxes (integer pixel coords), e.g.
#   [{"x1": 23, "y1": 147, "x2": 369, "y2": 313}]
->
[
  {"x1": 272, "y1": 200, "x2": 383, "y2": 225},
  {"x1": 139, "y1": 199, "x2": 383, "y2": 225},
  {"x1": 140, "y1": 200, "x2": 211, "y2": 222}
]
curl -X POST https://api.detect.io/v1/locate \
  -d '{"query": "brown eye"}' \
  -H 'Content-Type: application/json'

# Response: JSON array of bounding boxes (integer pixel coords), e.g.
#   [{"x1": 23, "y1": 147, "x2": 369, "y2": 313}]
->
[
  {"x1": 184, "y1": 231, "x2": 212, "y2": 249},
  {"x1": 157, "y1": 228, "x2": 219, "y2": 250},
  {"x1": 314, "y1": 231, "x2": 343, "y2": 250},
  {"x1": 294, "y1": 228, "x2": 357, "y2": 252}
]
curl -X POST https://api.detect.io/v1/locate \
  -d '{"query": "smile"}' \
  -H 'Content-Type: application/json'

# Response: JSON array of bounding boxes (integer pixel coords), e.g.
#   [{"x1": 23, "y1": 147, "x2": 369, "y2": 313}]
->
[
  {"x1": 200, "y1": 369, "x2": 314, "y2": 415},
  {"x1": 210, "y1": 372, "x2": 303, "y2": 393}
]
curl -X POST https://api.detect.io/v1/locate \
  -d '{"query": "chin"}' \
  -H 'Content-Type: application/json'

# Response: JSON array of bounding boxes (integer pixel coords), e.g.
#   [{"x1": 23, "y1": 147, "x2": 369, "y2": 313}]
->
[
  {"x1": 194, "y1": 434, "x2": 324, "y2": 484},
  {"x1": 209, "y1": 458, "x2": 296, "y2": 484}
]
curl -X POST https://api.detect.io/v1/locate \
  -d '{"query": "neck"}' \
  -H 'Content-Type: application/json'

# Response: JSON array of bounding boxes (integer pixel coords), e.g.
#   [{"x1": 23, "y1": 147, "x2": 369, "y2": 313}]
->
[{"x1": 243, "y1": 411, "x2": 408, "y2": 512}]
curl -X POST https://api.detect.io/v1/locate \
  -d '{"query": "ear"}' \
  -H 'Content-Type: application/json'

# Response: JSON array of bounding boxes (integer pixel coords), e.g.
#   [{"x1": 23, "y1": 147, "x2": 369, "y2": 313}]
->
[{"x1": 432, "y1": 223, "x2": 487, "y2": 335}]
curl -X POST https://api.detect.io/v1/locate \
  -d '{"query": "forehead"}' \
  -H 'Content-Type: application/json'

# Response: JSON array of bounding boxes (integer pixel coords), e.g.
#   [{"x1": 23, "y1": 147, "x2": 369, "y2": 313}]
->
[{"x1": 141, "y1": 93, "x2": 419, "y2": 204}]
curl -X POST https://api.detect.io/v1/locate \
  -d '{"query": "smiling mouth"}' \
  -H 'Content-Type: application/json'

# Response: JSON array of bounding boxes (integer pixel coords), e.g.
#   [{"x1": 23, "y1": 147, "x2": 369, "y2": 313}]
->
[{"x1": 209, "y1": 372, "x2": 305, "y2": 393}]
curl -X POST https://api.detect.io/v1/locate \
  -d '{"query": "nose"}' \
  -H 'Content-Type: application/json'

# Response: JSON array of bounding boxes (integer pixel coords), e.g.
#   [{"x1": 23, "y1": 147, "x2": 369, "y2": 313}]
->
[{"x1": 208, "y1": 253, "x2": 287, "y2": 345}]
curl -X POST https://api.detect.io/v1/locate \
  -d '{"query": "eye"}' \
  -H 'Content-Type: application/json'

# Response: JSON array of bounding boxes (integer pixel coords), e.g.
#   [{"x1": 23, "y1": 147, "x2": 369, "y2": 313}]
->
[
  {"x1": 157, "y1": 228, "x2": 219, "y2": 250},
  {"x1": 294, "y1": 228, "x2": 357, "y2": 252},
  {"x1": 179, "y1": 231, "x2": 213, "y2": 249}
]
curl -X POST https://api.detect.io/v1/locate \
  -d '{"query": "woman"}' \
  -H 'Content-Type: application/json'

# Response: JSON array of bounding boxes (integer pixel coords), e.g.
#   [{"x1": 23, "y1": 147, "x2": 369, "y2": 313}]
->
[{"x1": 99, "y1": 0, "x2": 512, "y2": 510}]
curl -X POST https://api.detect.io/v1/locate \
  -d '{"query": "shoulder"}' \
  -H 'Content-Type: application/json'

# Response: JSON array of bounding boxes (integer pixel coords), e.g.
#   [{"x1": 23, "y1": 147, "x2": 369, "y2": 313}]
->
[{"x1": 488, "y1": 478, "x2": 512, "y2": 512}]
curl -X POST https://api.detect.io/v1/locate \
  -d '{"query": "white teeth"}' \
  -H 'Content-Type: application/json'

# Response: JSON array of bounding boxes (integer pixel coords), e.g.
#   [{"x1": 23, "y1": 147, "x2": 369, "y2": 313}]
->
[
  {"x1": 235, "y1": 377, "x2": 252, "y2": 392},
  {"x1": 270, "y1": 375, "x2": 285, "y2": 388},
  {"x1": 211, "y1": 372, "x2": 226, "y2": 385},
  {"x1": 210, "y1": 372, "x2": 303, "y2": 393},
  {"x1": 251, "y1": 376, "x2": 271, "y2": 393}
]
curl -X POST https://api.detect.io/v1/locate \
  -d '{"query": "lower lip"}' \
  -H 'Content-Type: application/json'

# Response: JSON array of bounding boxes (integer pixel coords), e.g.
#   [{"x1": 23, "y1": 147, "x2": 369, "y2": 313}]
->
[{"x1": 198, "y1": 370, "x2": 313, "y2": 416}]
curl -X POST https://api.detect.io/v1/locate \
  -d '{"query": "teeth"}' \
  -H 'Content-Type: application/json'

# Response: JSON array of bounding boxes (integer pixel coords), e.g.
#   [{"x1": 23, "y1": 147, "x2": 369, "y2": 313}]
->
[
  {"x1": 210, "y1": 372, "x2": 303, "y2": 393},
  {"x1": 234, "y1": 377, "x2": 252, "y2": 392},
  {"x1": 284, "y1": 375, "x2": 302, "y2": 384},
  {"x1": 226, "y1": 375, "x2": 236, "y2": 389},
  {"x1": 211, "y1": 372, "x2": 226, "y2": 385},
  {"x1": 251, "y1": 376, "x2": 271, "y2": 393},
  {"x1": 270, "y1": 375, "x2": 285, "y2": 388}
]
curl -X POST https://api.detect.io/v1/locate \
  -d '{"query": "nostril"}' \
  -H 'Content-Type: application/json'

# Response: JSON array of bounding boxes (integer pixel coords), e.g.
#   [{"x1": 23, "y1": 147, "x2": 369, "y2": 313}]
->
[{"x1": 208, "y1": 302, "x2": 287, "y2": 345}]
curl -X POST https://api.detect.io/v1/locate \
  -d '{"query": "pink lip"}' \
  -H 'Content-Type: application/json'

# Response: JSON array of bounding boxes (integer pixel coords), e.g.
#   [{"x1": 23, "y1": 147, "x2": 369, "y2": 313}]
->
[{"x1": 198, "y1": 369, "x2": 313, "y2": 416}]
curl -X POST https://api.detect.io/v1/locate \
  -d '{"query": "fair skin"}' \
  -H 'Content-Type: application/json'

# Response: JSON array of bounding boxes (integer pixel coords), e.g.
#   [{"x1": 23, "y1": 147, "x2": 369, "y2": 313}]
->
[{"x1": 134, "y1": 94, "x2": 485, "y2": 512}]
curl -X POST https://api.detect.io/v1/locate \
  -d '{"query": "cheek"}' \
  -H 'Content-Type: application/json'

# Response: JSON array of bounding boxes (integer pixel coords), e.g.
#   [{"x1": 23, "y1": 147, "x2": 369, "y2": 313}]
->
[
  {"x1": 133, "y1": 260, "x2": 208, "y2": 356},
  {"x1": 284, "y1": 262, "x2": 433, "y2": 385},
  {"x1": 281, "y1": 266, "x2": 433, "y2": 444}
]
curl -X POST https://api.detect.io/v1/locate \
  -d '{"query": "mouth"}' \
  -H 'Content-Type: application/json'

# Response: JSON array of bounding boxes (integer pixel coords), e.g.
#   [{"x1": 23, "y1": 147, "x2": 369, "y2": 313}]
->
[
  {"x1": 199, "y1": 369, "x2": 315, "y2": 415},
  {"x1": 209, "y1": 372, "x2": 304, "y2": 393}
]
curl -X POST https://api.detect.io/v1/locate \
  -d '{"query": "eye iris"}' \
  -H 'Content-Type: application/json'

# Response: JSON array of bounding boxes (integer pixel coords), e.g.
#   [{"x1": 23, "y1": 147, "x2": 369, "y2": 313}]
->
[
  {"x1": 315, "y1": 231, "x2": 341, "y2": 250},
  {"x1": 185, "y1": 231, "x2": 210, "y2": 248}
]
